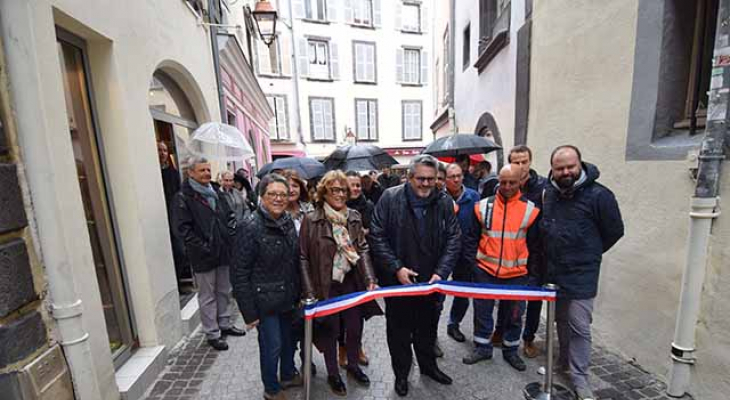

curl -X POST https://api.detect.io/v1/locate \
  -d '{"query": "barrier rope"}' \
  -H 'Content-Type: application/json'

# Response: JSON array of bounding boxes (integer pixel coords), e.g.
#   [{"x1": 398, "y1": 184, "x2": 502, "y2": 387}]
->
[{"x1": 304, "y1": 281, "x2": 556, "y2": 320}]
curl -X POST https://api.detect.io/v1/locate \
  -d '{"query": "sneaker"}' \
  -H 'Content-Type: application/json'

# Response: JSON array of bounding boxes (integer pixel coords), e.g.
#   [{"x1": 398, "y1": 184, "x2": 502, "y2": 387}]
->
[
  {"x1": 462, "y1": 348, "x2": 493, "y2": 365},
  {"x1": 338, "y1": 345, "x2": 347, "y2": 367},
  {"x1": 281, "y1": 372, "x2": 303, "y2": 389},
  {"x1": 433, "y1": 341, "x2": 444, "y2": 358},
  {"x1": 263, "y1": 390, "x2": 287, "y2": 400},
  {"x1": 575, "y1": 386, "x2": 595, "y2": 400},
  {"x1": 447, "y1": 324, "x2": 466, "y2": 342},
  {"x1": 358, "y1": 346, "x2": 369, "y2": 366},
  {"x1": 523, "y1": 340, "x2": 539, "y2": 358},
  {"x1": 503, "y1": 353, "x2": 527, "y2": 371}
]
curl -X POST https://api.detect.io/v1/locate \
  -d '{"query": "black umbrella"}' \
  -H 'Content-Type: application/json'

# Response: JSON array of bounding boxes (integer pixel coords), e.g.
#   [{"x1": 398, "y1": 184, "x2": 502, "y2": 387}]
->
[
  {"x1": 323, "y1": 144, "x2": 398, "y2": 172},
  {"x1": 256, "y1": 157, "x2": 326, "y2": 180},
  {"x1": 422, "y1": 134, "x2": 501, "y2": 157}
]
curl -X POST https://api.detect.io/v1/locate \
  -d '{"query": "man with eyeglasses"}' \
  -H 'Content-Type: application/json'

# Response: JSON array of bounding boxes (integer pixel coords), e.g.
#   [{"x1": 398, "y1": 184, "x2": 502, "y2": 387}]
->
[
  {"x1": 370, "y1": 155, "x2": 461, "y2": 396},
  {"x1": 442, "y1": 164, "x2": 481, "y2": 344}
]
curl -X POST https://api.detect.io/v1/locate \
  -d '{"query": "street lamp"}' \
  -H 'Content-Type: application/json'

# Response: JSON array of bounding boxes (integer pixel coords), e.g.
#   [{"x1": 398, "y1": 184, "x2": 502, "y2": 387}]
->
[{"x1": 252, "y1": 0, "x2": 278, "y2": 46}]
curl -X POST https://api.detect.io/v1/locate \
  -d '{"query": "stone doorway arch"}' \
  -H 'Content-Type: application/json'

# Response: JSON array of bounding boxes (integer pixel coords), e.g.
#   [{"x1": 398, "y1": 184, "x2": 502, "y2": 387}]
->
[{"x1": 474, "y1": 112, "x2": 504, "y2": 169}]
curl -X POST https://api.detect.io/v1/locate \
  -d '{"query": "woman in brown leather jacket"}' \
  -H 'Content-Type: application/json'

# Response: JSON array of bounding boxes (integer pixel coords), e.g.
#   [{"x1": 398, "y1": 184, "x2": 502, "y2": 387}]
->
[{"x1": 299, "y1": 170, "x2": 381, "y2": 396}]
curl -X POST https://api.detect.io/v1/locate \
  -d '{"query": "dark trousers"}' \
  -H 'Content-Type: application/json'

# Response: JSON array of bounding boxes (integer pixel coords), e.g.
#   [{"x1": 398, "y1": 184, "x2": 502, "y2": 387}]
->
[
  {"x1": 385, "y1": 294, "x2": 439, "y2": 379},
  {"x1": 317, "y1": 274, "x2": 363, "y2": 377},
  {"x1": 448, "y1": 262, "x2": 472, "y2": 327},
  {"x1": 472, "y1": 268, "x2": 526, "y2": 355},
  {"x1": 257, "y1": 311, "x2": 296, "y2": 395},
  {"x1": 522, "y1": 300, "x2": 543, "y2": 342}
]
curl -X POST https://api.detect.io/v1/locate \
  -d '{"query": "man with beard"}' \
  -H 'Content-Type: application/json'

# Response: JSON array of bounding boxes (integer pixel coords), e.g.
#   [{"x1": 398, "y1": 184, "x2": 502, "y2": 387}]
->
[
  {"x1": 370, "y1": 155, "x2": 461, "y2": 397},
  {"x1": 378, "y1": 166, "x2": 401, "y2": 189},
  {"x1": 541, "y1": 145, "x2": 624, "y2": 400}
]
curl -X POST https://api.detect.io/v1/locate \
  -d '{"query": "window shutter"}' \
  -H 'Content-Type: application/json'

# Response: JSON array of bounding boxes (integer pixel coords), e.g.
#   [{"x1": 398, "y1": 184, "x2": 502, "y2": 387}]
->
[
  {"x1": 421, "y1": 1, "x2": 429, "y2": 33},
  {"x1": 343, "y1": 0, "x2": 354, "y2": 23},
  {"x1": 373, "y1": 0, "x2": 382, "y2": 28},
  {"x1": 396, "y1": 48, "x2": 404, "y2": 83},
  {"x1": 367, "y1": 44, "x2": 376, "y2": 82},
  {"x1": 330, "y1": 42, "x2": 340, "y2": 80},
  {"x1": 324, "y1": 100, "x2": 334, "y2": 140},
  {"x1": 277, "y1": 97, "x2": 289, "y2": 140},
  {"x1": 257, "y1": 40, "x2": 272, "y2": 74},
  {"x1": 293, "y1": 0, "x2": 305, "y2": 18},
  {"x1": 370, "y1": 101, "x2": 378, "y2": 139},
  {"x1": 354, "y1": 44, "x2": 363, "y2": 81},
  {"x1": 395, "y1": 1, "x2": 402, "y2": 31},
  {"x1": 356, "y1": 100, "x2": 366, "y2": 139},
  {"x1": 298, "y1": 38, "x2": 309, "y2": 77},
  {"x1": 420, "y1": 50, "x2": 428, "y2": 84},
  {"x1": 327, "y1": 0, "x2": 339, "y2": 22},
  {"x1": 267, "y1": 96, "x2": 278, "y2": 138},
  {"x1": 280, "y1": 35, "x2": 292, "y2": 76}
]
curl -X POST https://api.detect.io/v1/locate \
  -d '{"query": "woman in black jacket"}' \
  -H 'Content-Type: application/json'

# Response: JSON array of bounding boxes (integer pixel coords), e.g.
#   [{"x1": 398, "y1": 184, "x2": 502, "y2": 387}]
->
[{"x1": 231, "y1": 174, "x2": 302, "y2": 400}]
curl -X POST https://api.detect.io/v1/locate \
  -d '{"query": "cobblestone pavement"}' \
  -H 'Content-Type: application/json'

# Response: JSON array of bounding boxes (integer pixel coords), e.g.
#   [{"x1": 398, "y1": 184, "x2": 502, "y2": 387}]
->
[{"x1": 143, "y1": 298, "x2": 691, "y2": 400}]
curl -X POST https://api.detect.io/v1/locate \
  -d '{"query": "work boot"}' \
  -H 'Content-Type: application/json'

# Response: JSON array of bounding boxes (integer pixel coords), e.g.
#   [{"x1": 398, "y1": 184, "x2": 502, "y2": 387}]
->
[
  {"x1": 447, "y1": 324, "x2": 466, "y2": 342},
  {"x1": 504, "y1": 353, "x2": 527, "y2": 371},
  {"x1": 338, "y1": 345, "x2": 347, "y2": 367},
  {"x1": 263, "y1": 390, "x2": 287, "y2": 400},
  {"x1": 491, "y1": 330, "x2": 503, "y2": 347},
  {"x1": 358, "y1": 346, "x2": 369, "y2": 366},
  {"x1": 433, "y1": 340, "x2": 444, "y2": 358},
  {"x1": 462, "y1": 348, "x2": 492, "y2": 365},
  {"x1": 523, "y1": 340, "x2": 539, "y2": 358}
]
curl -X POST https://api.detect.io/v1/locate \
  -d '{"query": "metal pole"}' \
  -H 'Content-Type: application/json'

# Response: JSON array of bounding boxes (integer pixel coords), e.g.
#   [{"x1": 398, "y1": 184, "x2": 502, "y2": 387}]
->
[{"x1": 303, "y1": 298, "x2": 317, "y2": 400}]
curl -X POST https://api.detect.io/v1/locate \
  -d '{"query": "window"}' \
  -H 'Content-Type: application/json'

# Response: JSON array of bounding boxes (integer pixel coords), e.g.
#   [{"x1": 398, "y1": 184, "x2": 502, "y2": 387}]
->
[
  {"x1": 402, "y1": 101, "x2": 422, "y2": 140},
  {"x1": 401, "y1": 3, "x2": 421, "y2": 32},
  {"x1": 477, "y1": 0, "x2": 510, "y2": 58},
  {"x1": 353, "y1": 42, "x2": 376, "y2": 83},
  {"x1": 463, "y1": 24, "x2": 471, "y2": 69},
  {"x1": 257, "y1": 38, "x2": 280, "y2": 75},
  {"x1": 308, "y1": 40, "x2": 330, "y2": 79},
  {"x1": 267, "y1": 95, "x2": 289, "y2": 140},
  {"x1": 309, "y1": 97, "x2": 335, "y2": 141},
  {"x1": 305, "y1": 0, "x2": 327, "y2": 21},
  {"x1": 352, "y1": 0, "x2": 373, "y2": 26},
  {"x1": 404, "y1": 48, "x2": 421, "y2": 84},
  {"x1": 355, "y1": 99, "x2": 378, "y2": 141}
]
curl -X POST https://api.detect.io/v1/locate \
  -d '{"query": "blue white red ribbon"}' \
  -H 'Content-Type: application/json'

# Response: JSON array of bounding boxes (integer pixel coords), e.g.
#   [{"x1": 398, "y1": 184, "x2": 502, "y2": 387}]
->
[{"x1": 304, "y1": 281, "x2": 556, "y2": 320}]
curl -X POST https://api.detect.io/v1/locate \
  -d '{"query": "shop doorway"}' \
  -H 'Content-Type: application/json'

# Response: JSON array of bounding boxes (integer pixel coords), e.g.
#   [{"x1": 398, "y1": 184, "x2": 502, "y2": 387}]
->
[{"x1": 57, "y1": 30, "x2": 136, "y2": 367}]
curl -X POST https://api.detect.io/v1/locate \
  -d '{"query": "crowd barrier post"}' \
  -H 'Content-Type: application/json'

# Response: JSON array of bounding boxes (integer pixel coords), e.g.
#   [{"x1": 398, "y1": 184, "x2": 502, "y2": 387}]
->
[{"x1": 302, "y1": 298, "x2": 317, "y2": 400}]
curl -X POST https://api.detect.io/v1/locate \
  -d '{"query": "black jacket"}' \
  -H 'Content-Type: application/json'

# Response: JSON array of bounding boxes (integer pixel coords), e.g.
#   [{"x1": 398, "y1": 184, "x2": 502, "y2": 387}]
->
[
  {"x1": 363, "y1": 182, "x2": 384, "y2": 205},
  {"x1": 522, "y1": 169, "x2": 548, "y2": 283},
  {"x1": 172, "y1": 180, "x2": 234, "y2": 273},
  {"x1": 346, "y1": 195, "x2": 375, "y2": 230},
  {"x1": 378, "y1": 174, "x2": 401, "y2": 189},
  {"x1": 231, "y1": 208, "x2": 301, "y2": 324},
  {"x1": 539, "y1": 163, "x2": 624, "y2": 299},
  {"x1": 369, "y1": 184, "x2": 461, "y2": 286}
]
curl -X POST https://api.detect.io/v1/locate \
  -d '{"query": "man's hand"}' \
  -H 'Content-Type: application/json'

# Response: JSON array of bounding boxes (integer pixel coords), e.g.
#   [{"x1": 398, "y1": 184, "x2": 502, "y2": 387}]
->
[
  {"x1": 428, "y1": 274, "x2": 442, "y2": 284},
  {"x1": 396, "y1": 267, "x2": 419, "y2": 285},
  {"x1": 367, "y1": 282, "x2": 379, "y2": 291},
  {"x1": 246, "y1": 320, "x2": 260, "y2": 331}
]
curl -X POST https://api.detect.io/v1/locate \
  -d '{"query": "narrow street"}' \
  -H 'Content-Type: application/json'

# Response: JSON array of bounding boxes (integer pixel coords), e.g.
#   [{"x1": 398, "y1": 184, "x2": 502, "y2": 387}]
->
[{"x1": 142, "y1": 298, "x2": 680, "y2": 400}]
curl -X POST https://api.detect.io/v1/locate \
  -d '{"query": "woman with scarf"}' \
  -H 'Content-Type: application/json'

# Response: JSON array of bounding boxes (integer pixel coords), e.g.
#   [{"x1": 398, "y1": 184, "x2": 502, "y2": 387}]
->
[
  {"x1": 283, "y1": 169, "x2": 314, "y2": 234},
  {"x1": 299, "y1": 170, "x2": 381, "y2": 396}
]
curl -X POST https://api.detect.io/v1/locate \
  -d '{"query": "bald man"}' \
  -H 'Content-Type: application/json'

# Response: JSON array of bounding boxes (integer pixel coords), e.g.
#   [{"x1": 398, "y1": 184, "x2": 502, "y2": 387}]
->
[{"x1": 463, "y1": 165, "x2": 541, "y2": 372}]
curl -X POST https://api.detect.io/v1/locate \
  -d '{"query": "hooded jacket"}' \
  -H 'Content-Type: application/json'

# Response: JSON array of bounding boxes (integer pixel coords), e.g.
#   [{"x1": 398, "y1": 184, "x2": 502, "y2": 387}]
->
[{"x1": 539, "y1": 162, "x2": 624, "y2": 299}]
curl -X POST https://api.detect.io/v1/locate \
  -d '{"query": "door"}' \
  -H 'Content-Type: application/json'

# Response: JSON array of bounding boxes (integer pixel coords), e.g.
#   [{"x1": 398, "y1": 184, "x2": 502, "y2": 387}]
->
[{"x1": 57, "y1": 32, "x2": 136, "y2": 367}]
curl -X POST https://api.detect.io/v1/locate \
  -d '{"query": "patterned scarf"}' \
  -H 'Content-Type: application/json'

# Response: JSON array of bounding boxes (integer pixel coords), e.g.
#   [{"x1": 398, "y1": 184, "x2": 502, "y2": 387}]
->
[{"x1": 324, "y1": 202, "x2": 360, "y2": 283}]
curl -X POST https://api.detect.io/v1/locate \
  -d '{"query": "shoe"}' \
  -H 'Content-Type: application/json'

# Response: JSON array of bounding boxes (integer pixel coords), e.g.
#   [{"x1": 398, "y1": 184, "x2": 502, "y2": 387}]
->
[
  {"x1": 523, "y1": 340, "x2": 539, "y2": 358},
  {"x1": 221, "y1": 326, "x2": 246, "y2": 337},
  {"x1": 447, "y1": 324, "x2": 466, "y2": 342},
  {"x1": 358, "y1": 346, "x2": 369, "y2": 366},
  {"x1": 338, "y1": 345, "x2": 347, "y2": 367},
  {"x1": 462, "y1": 348, "x2": 492, "y2": 365},
  {"x1": 395, "y1": 377, "x2": 409, "y2": 397},
  {"x1": 327, "y1": 375, "x2": 347, "y2": 396},
  {"x1": 347, "y1": 366, "x2": 371, "y2": 386},
  {"x1": 281, "y1": 372, "x2": 303, "y2": 389},
  {"x1": 207, "y1": 338, "x2": 229, "y2": 351},
  {"x1": 504, "y1": 353, "x2": 527, "y2": 371},
  {"x1": 491, "y1": 330, "x2": 503, "y2": 347},
  {"x1": 263, "y1": 390, "x2": 287, "y2": 400},
  {"x1": 433, "y1": 341, "x2": 444, "y2": 358},
  {"x1": 421, "y1": 367, "x2": 453, "y2": 385},
  {"x1": 575, "y1": 386, "x2": 595, "y2": 400}
]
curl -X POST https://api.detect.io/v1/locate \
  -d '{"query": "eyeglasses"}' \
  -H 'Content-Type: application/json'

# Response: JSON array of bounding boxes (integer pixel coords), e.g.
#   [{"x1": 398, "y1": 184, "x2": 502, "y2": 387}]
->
[
  {"x1": 328, "y1": 187, "x2": 347, "y2": 195},
  {"x1": 413, "y1": 176, "x2": 436, "y2": 183},
  {"x1": 265, "y1": 192, "x2": 289, "y2": 200}
]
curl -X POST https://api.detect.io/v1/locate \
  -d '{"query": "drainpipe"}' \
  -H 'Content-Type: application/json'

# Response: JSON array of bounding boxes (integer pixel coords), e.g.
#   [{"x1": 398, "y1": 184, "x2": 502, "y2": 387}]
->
[
  {"x1": 286, "y1": 0, "x2": 305, "y2": 149},
  {"x1": 0, "y1": 5, "x2": 102, "y2": 399},
  {"x1": 667, "y1": 0, "x2": 729, "y2": 396},
  {"x1": 448, "y1": 0, "x2": 457, "y2": 134}
]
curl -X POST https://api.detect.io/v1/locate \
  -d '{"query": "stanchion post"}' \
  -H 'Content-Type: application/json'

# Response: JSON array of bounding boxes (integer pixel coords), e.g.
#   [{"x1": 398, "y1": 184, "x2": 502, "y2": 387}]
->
[
  {"x1": 543, "y1": 283, "x2": 558, "y2": 395},
  {"x1": 303, "y1": 298, "x2": 317, "y2": 400}
]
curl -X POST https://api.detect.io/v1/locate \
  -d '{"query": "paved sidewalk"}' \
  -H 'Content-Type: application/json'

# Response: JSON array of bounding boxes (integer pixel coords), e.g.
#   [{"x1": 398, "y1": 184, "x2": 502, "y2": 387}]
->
[{"x1": 143, "y1": 298, "x2": 689, "y2": 400}]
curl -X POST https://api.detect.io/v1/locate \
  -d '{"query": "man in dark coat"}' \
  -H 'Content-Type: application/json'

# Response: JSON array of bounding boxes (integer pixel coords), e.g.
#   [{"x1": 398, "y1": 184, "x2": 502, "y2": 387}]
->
[
  {"x1": 377, "y1": 166, "x2": 401, "y2": 189},
  {"x1": 540, "y1": 145, "x2": 624, "y2": 400},
  {"x1": 361, "y1": 173, "x2": 384, "y2": 204},
  {"x1": 173, "y1": 157, "x2": 245, "y2": 350},
  {"x1": 370, "y1": 155, "x2": 461, "y2": 397},
  {"x1": 158, "y1": 142, "x2": 190, "y2": 287}
]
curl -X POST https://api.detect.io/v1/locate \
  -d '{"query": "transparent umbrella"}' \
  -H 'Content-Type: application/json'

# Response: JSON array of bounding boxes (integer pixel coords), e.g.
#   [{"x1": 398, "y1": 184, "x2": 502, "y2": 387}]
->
[{"x1": 190, "y1": 122, "x2": 255, "y2": 161}]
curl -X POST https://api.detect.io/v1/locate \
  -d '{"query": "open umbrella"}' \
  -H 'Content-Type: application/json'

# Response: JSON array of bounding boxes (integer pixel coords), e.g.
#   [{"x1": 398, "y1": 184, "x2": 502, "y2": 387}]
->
[
  {"x1": 256, "y1": 157, "x2": 326, "y2": 180},
  {"x1": 323, "y1": 144, "x2": 398, "y2": 172},
  {"x1": 190, "y1": 122, "x2": 255, "y2": 161},
  {"x1": 422, "y1": 134, "x2": 501, "y2": 157}
]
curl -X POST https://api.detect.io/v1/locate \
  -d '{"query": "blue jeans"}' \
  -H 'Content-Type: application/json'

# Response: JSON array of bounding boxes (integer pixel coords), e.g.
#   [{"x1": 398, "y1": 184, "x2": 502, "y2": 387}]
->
[
  {"x1": 257, "y1": 311, "x2": 296, "y2": 395},
  {"x1": 472, "y1": 268, "x2": 526, "y2": 356}
]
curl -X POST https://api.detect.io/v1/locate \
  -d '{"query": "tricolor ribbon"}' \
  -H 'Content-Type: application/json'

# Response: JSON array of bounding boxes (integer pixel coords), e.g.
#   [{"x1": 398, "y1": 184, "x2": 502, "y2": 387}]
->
[{"x1": 304, "y1": 281, "x2": 556, "y2": 320}]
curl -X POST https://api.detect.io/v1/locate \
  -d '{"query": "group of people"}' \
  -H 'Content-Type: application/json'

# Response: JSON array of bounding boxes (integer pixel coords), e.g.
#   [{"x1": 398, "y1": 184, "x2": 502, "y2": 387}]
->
[{"x1": 158, "y1": 141, "x2": 624, "y2": 400}]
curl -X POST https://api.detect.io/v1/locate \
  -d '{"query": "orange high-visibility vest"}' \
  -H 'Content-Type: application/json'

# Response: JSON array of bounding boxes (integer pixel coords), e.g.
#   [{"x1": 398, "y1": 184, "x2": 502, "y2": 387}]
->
[{"x1": 474, "y1": 192, "x2": 539, "y2": 279}]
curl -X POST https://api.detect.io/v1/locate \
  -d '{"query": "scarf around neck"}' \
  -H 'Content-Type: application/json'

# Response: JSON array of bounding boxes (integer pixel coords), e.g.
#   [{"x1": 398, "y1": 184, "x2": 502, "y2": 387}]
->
[
  {"x1": 323, "y1": 202, "x2": 360, "y2": 283},
  {"x1": 189, "y1": 179, "x2": 218, "y2": 210}
]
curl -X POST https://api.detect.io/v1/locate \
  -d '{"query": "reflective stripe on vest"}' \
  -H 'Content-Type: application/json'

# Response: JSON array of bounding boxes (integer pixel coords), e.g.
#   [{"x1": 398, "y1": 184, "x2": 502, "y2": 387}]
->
[{"x1": 476, "y1": 254, "x2": 529, "y2": 268}]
